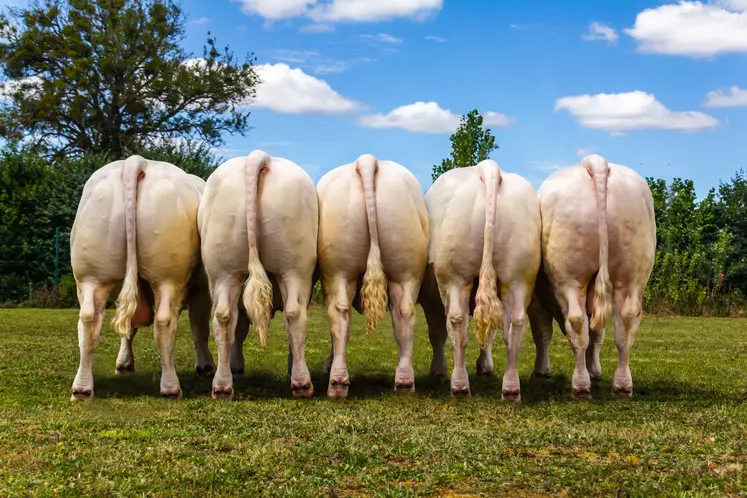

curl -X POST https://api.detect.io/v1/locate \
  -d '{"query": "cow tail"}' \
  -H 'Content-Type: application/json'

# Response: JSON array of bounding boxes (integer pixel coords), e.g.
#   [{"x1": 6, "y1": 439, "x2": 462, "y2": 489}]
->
[
  {"x1": 356, "y1": 154, "x2": 387, "y2": 335},
  {"x1": 112, "y1": 155, "x2": 147, "y2": 339},
  {"x1": 474, "y1": 160, "x2": 504, "y2": 348}
]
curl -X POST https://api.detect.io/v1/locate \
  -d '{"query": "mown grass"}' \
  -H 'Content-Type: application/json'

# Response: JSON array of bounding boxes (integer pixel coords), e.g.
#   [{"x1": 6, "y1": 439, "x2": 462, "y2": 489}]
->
[{"x1": 0, "y1": 308, "x2": 745, "y2": 497}]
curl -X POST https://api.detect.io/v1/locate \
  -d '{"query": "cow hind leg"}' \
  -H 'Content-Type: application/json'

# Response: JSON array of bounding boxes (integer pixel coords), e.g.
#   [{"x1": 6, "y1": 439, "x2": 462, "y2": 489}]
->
[
  {"x1": 389, "y1": 280, "x2": 419, "y2": 393},
  {"x1": 211, "y1": 281, "x2": 241, "y2": 400},
  {"x1": 230, "y1": 312, "x2": 249, "y2": 376},
  {"x1": 476, "y1": 328, "x2": 496, "y2": 376},
  {"x1": 187, "y1": 289, "x2": 215, "y2": 377},
  {"x1": 71, "y1": 281, "x2": 113, "y2": 401},
  {"x1": 115, "y1": 327, "x2": 137, "y2": 374},
  {"x1": 501, "y1": 285, "x2": 529, "y2": 401},
  {"x1": 152, "y1": 284, "x2": 185, "y2": 400},
  {"x1": 444, "y1": 283, "x2": 472, "y2": 396},
  {"x1": 281, "y1": 275, "x2": 314, "y2": 398},
  {"x1": 422, "y1": 297, "x2": 447, "y2": 378},
  {"x1": 325, "y1": 276, "x2": 355, "y2": 398},
  {"x1": 528, "y1": 298, "x2": 554, "y2": 379},
  {"x1": 613, "y1": 290, "x2": 643, "y2": 397},
  {"x1": 557, "y1": 286, "x2": 591, "y2": 398}
]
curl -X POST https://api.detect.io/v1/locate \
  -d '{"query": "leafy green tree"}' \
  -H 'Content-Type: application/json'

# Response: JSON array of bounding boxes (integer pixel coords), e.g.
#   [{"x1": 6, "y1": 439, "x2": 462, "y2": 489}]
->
[
  {"x1": 716, "y1": 169, "x2": 747, "y2": 295},
  {"x1": 0, "y1": 0, "x2": 259, "y2": 159},
  {"x1": 432, "y1": 109, "x2": 498, "y2": 182}
]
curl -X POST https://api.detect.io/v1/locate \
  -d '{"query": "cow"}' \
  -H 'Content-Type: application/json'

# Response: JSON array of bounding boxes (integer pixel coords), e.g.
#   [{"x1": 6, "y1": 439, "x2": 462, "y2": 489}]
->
[
  {"x1": 70, "y1": 156, "x2": 214, "y2": 401},
  {"x1": 419, "y1": 160, "x2": 542, "y2": 399},
  {"x1": 528, "y1": 154, "x2": 656, "y2": 398},
  {"x1": 198, "y1": 150, "x2": 318, "y2": 400},
  {"x1": 317, "y1": 154, "x2": 429, "y2": 398}
]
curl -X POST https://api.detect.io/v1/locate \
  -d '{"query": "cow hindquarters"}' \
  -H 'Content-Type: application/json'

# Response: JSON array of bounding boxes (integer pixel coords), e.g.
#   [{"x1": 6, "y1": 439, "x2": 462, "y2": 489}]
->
[
  {"x1": 389, "y1": 280, "x2": 419, "y2": 393},
  {"x1": 72, "y1": 281, "x2": 113, "y2": 401},
  {"x1": 282, "y1": 274, "x2": 314, "y2": 398},
  {"x1": 153, "y1": 284, "x2": 186, "y2": 399}
]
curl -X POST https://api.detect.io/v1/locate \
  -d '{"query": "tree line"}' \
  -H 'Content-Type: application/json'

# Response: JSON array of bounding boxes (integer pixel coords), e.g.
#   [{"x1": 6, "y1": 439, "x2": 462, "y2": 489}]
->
[{"x1": 0, "y1": 0, "x2": 744, "y2": 315}]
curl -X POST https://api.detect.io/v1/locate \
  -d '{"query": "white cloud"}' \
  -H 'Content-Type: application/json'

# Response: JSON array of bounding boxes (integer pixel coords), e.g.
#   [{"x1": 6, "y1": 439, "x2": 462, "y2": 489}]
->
[
  {"x1": 236, "y1": 0, "x2": 442, "y2": 23},
  {"x1": 362, "y1": 33, "x2": 403, "y2": 44},
  {"x1": 236, "y1": 0, "x2": 317, "y2": 20},
  {"x1": 531, "y1": 161, "x2": 572, "y2": 172},
  {"x1": 299, "y1": 23, "x2": 335, "y2": 33},
  {"x1": 265, "y1": 49, "x2": 351, "y2": 74},
  {"x1": 702, "y1": 85, "x2": 747, "y2": 108},
  {"x1": 554, "y1": 91, "x2": 719, "y2": 134},
  {"x1": 624, "y1": 1, "x2": 747, "y2": 57},
  {"x1": 425, "y1": 35, "x2": 447, "y2": 42},
  {"x1": 357, "y1": 102, "x2": 513, "y2": 134},
  {"x1": 0, "y1": 75, "x2": 42, "y2": 100},
  {"x1": 582, "y1": 22, "x2": 618, "y2": 43},
  {"x1": 575, "y1": 147, "x2": 596, "y2": 156},
  {"x1": 190, "y1": 17, "x2": 209, "y2": 25},
  {"x1": 253, "y1": 63, "x2": 360, "y2": 115},
  {"x1": 482, "y1": 111, "x2": 514, "y2": 127}
]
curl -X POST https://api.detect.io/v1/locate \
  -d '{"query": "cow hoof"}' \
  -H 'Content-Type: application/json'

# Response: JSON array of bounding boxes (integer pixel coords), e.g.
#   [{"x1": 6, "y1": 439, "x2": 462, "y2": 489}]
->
[
  {"x1": 196, "y1": 365, "x2": 215, "y2": 377},
  {"x1": 394, "y1": 381, "x2": 415, "y2": 394},
  {"x1": 327, "y1": 377, "x2": 350, "y2": 399},
  {"x1": 70, "y1": 388, "x2": 93, "y2": 402},
  {"x1": 572, "y1": 386, "x2": 592, "y2": 400},
  {"x1": 212, "y1": 385, "x2": 234, "y2": 401},
  {"x1": 451, "y1": 386, "x2": 471, "y2": 397},
  {"x1": 613, "y1": 386, "x2": 633, "y2": 398},
  {"x1": 160, "y1": 388, "x2": 182, "y2": 401},
  {"x1": 501, "y1": 389, "x2": 521, "y2": 402},
  {"x1": 291, "y1": 380, "x2": 314, "y2": 398},
  {"x1": 231, "y1": 368, "x2": 245, "y2": 377},
  {"x1": 115, "y1": 364, "x2": 135, "y2": 375}
]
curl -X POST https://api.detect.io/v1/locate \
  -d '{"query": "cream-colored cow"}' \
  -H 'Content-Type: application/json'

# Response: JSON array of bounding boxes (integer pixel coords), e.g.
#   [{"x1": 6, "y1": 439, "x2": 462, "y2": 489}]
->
[
  {"x1": 528, "y1": 154, "x2": 656, "y2": 398},
  {"x1": 419, "y1": 160, "x2": 541, "y2": 398},
  {"x1": 317, "y1": 154, "x2": 429, "y2": 397},
  {"x1": 198, "y1": 150, "x2": 318, "y2": 400},
  {"x1": 70, "y1": 156, "x2": 212, "y2": 401}
]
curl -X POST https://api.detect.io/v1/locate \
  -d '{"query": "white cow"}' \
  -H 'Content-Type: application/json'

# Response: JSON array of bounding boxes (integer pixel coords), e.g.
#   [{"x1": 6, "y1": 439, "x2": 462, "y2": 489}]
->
[
  {"x1": 198, "y1": 150, "x2": 318, "y2": 400},
  {"x1": 528, "y1": 154, "x2": 656, "y2": 398},
  {"x1": 70, "y1": 156, "x2": 213, "y2": 401},
  {"x1": 317, "y1": 154, "x2": 429, "y2": 397},
  {"x1": 419, "y1": 160, "x2": 541, "y2": 398}
]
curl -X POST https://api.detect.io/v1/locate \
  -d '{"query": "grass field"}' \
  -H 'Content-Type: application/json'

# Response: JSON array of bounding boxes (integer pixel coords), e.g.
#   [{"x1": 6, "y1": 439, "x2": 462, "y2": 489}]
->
[{"x1": 0, "y1": 308, "x2": 745, "y2": 497}]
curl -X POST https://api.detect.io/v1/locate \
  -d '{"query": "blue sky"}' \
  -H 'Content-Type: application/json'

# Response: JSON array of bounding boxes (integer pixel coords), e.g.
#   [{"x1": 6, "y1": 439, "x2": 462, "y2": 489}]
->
[{"x1": 14, "y1": 0, "x2": 747, "y2": 196}]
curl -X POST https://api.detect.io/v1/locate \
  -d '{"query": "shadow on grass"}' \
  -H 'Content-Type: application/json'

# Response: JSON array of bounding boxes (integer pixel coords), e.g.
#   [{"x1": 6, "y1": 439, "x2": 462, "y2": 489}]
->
[{"x1": 93, "y1": 366, "x2": 744, "y2": 405}]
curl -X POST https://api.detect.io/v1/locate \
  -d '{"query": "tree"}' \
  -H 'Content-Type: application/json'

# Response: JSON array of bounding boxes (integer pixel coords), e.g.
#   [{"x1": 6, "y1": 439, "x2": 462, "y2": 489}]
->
[
  {"x1": 432, "y1": 109, "x2": 498, "y2": 182},
  {"x1": 0, "y1": 0, "x2": 260, "y2": 159}
]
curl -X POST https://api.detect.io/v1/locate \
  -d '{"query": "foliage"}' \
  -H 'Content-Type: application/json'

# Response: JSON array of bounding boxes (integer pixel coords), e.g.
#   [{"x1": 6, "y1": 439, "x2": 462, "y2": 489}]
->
[
  {"x1": 644, "y1": 174, "x2": 745, "y2": 315},
  {"x1": 0, "y1": 143, "x2": 220, "y2": 305},
  {"x1": 0, "y1": 308, "x2": 745, "y2": 495},
  {"x1": 0, "y1": 0, "x2": 259, "y2": 159},
  {"x1": 432, "y1": 109, "x2": 498, "y2": 182}
]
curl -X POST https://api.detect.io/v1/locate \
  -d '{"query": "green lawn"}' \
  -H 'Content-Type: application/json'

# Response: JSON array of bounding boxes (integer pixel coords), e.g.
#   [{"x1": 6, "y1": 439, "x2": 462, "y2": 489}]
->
[{"x1": 0, "y1": 308, "x2": 745, "y2": 497}]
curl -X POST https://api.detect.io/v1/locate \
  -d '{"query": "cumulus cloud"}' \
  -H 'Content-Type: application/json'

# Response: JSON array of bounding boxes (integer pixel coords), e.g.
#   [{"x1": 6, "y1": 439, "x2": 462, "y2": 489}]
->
[
  {"x1": 554, "y1": 91, "x2": 719, "y2": 134},
  {"x1": 425, "y1": 35, "x2": 447, "y2": 42},
  {"x1": 253, "y1": 63, "x2": 360, "y2": 115},
  {"x1": 582, "y1": 22, "x2": 618, "y2": 43},
  {"x1": 702, "y1": 85, "x2": 747, "y2": 108},
  {"x1": 624, "y1": 1, "x2": 747, "y2": 57},
  {"x1": 236, "y1": 0, "x2": 442, "y2": 23},
  {"x1": 357, "y1": 102, "x2": 512, "y2": 134}
]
